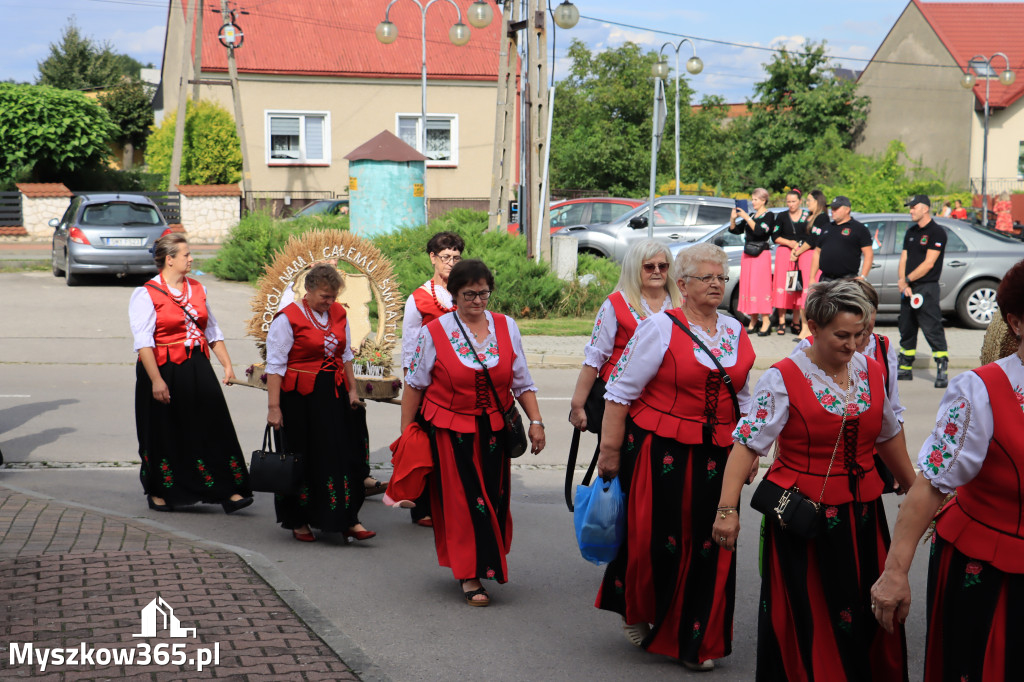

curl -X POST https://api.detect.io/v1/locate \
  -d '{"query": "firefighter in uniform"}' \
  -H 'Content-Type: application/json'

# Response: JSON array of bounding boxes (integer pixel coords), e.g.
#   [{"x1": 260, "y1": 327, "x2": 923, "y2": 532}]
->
[{"x1": 897, "y1": 195, "x2": 949, "y2": 388}]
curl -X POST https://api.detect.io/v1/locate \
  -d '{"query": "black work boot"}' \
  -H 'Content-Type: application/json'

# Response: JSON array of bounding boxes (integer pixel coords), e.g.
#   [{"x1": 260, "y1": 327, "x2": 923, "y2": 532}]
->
[
  {"x1": 934, "y1": 357, "x2": 949, "y2": 389},
  {"x1": 897, "y1": 353, "x2": 914, "y2": 381}
]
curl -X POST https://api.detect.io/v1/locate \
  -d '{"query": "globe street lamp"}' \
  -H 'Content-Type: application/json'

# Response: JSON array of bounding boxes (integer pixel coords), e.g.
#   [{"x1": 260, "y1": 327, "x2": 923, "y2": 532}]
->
[
  {"x1": 377, "y1": 0, "x2": 493, "y2": 206},
  {"x1": 655, "y1": 39, "x2": 703, "y2": 196},
  {"x1": 960, "y1": 52, "x2": 1015, "y2": 228}
]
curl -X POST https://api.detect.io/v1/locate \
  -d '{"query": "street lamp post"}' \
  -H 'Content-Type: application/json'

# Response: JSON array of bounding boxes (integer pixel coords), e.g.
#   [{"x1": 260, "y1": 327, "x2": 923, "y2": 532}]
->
[
  {"x1": 656, "y1": 39, "x2": 703, "y2": 195},
  {"x1": 377, "y1": 0, "x2": 493, "y2": 208},
  {"x1": 960, "y1": 52, "x2": 1015, "y2": 228},
  {"x1": 648, "y1": 43, "x2": 703, "y2": 238}
]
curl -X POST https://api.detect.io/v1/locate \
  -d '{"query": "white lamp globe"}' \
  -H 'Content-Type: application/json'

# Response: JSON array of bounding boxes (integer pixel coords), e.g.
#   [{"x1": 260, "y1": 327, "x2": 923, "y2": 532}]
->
[
  {"x1": 468, "y1": 0, "x2": 493, "y2": 29},
  {"x1": 686, "y1": 56, "x2": 704, "y2": 75},
  {"x1": 376, "y1": 21, "x2": 398, "y2": 44},
  {"x1": 449, "y1": 22, "x2": 471, "y2": 46},
  {"x1": 553, "y1": 1, "x2": 580, "y2": 30}
]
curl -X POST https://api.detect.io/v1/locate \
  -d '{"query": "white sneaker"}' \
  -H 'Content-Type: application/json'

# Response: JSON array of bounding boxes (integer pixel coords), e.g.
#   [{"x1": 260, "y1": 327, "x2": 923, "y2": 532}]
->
[
  {"x1": 621, "y1": 619, "x2": 651, "y2": 647},
  {"x1": 682, "y1": 659, "x2": 715, "y2": 672}
]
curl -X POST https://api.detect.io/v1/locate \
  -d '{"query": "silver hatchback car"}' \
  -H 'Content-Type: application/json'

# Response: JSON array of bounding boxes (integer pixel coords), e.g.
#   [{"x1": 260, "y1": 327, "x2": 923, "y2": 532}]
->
[
  {"x1": 50, "y1": 194, "x2": 171, "y2": 286},
  {"x1": 553, "y1": 195, "x2": 736, "y2": 262}
]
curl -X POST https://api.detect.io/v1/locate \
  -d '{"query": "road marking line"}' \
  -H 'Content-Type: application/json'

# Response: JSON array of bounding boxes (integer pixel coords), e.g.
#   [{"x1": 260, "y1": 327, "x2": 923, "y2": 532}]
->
[{"x1": 0, "y1": 394, "x2": 30, "y2": 398}]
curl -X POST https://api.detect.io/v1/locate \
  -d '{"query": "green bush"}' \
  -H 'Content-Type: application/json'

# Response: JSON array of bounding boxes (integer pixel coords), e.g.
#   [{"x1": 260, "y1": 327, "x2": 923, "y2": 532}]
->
[
  {"x1": 146, "y1": 99, "x2": 242, "y2": 186},
  {"x1": 208, "y1": 212, "x2": 350, "y2": 282},
  {"x1": 212, "y1": 208, "x2": 619, "y2": 319}
]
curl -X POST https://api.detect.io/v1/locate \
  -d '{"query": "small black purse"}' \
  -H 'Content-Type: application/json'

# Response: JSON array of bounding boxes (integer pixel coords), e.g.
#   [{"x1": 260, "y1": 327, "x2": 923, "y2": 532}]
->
[
  {"x1": 743, "y1": 240, "x2": 769, "y2": 257},
  {"x1": 250, "y1": 425, "x2": 305, "y2": 494},
  {"x1": 453, "y1": 314, "x2": 528, "y2": 458}
]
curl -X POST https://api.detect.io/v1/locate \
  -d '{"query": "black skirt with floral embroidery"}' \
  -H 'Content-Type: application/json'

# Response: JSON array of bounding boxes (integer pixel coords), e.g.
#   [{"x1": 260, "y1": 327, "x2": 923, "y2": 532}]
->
[
  {"x1": 274, "y1": 369, "x2": 366, "y2": 532},
  {"x1": 135, "y1": 351, "x2": 252, "y2": 505}
]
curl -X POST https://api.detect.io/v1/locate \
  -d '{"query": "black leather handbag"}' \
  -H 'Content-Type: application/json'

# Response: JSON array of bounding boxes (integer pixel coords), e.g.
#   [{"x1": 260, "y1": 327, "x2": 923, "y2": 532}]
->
[
  {"x1": 250, "y1": 425, "x2": 305, "y2": 494},
  {"x1": 453, "y1": 314, "x2": 528, "y2": 458}
]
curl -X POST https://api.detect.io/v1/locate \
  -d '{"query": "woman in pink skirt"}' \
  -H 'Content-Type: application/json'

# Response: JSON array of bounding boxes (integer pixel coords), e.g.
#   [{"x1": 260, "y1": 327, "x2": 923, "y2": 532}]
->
[
  {"x1": 770, "y1": 189, "x2": 808, "y2": 335},
  {"x1": 729, "y1": 188, "x2": 775, "y2": 336},
  {"x1": 790, "y1": 189, "x2": 829, "y2": 340}
]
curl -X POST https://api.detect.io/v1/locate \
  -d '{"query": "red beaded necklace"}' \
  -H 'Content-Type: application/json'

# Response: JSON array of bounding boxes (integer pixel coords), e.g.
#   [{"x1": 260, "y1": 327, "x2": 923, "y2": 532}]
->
[
  {"x1": 302, "y1": 298, "x2": 331, "y2": 331},
  {"x1": 159, "y1": 273, "x2": 189, "y2": 305},
  {"x1": 430, "y1": 280, "x2": 456, "y2": 313}
]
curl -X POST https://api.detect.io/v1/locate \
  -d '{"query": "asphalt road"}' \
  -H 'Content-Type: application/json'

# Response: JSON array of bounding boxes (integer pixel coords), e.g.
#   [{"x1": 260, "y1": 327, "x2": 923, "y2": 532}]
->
[{"x1": 0, "y1": 270, "x2": 963, "y2": 680}]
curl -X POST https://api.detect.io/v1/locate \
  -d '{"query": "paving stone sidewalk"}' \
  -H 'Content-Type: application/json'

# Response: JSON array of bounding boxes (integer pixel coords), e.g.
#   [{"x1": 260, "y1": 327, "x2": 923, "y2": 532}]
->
[{"x1": 0, "y1": 487, "x2": 360, "y2": 681}]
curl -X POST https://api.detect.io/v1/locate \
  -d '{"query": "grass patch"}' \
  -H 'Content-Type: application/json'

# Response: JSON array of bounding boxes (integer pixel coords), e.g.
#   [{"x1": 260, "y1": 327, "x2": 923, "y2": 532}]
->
[
  {"x1": 0, "y1": 261, "x2": 49, "y2": 272},
  {"x1": 516, "y1": 316, "x2": 595, "y2": 336}
]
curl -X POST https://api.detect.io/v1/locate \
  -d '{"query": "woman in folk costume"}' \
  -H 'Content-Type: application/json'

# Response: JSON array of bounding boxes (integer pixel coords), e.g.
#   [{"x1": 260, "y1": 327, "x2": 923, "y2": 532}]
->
[
  {"x1": 871, "y1": 259, "x2": 1024, "y2": 681},
  {"x1": 266, "y1": 264, "x2": 372, "y2": 543},
  {"x1": 595, "y1": 243, "x2": 754, "y2": 671},
  {"x1": 729, "y1": 187, "x2": 775, "y2": 336},
  {"x1": 129, "y1": 233, "x2": 253, "y2": 513},
  {"x1": 714, "y1": 279, "x2": 915, "y2": 681},
  {"x1": 397, "y1": 259, "x2": 545, "y2": 607},
  {"x1": 790, "y1": 189, "x2": 831, "y2": 340},
  {"x1": 399, "y1": 230, "x2": 466, "y2": 527},
  {"x1": 568, "y1": 238, "x2": 681, "y2": 435}
]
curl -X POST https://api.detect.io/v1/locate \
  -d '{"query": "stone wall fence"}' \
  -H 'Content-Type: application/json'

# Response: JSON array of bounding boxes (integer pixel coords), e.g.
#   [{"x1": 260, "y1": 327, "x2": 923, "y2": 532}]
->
[
  {"x1": 176, "y1": 185, "x2": 241, "y2": 244},
  {"x1": 16, "y1": 183, "x2": 74, "y2": 239}
]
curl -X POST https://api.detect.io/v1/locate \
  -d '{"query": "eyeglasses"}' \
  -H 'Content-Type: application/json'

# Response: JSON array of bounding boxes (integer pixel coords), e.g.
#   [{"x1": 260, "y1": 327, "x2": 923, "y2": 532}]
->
[
  {"x1": 642, "y1": 262, "x2": 670, "y2": 273},
  {"x1": 685, "y1": 274, "x2": 730, "y2": 284},
  {"x1": 434, "y1": 254, "x2": 462, "y2": 264},
  {"x1": 460, "y1": 289, "x2": 492, "y2": 302}
]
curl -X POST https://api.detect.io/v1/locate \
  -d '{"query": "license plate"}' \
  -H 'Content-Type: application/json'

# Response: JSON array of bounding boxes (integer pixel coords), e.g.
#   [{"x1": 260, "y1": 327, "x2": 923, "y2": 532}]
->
[{"x1": 106, "y1": 237, "x2": 145, "y2": 246}]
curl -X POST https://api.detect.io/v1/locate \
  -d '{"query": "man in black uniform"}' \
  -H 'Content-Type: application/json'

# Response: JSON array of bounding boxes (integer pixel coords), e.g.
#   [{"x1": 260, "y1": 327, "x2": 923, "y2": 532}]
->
[
  {"x1": 810, "y1": 196, "x2": 874, "y2": 282},
  {"x1": 897, "y1": 195, "x2": 949, "y2": 388}
]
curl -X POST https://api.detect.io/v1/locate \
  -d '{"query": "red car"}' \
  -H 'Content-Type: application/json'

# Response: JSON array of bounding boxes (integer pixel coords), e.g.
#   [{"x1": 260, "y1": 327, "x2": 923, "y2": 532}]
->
[{"x1": 507, "y1": 197, "x2": 644, "y2": 234}]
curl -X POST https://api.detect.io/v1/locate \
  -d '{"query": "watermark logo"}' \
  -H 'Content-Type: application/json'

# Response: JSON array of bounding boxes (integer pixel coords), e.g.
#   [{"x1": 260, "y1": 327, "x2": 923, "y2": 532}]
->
[
  {"x1": 8, "y1": 594, "x2": 219, "y2": 672},
  {"x1": 133, "y1": 596, "x2": 196, "y2": 638}
]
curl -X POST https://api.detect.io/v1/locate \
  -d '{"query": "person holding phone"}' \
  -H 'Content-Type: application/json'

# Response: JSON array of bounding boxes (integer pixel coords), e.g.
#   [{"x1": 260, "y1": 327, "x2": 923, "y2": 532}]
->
[
  {"x1": 266, "y1": 263, "x2": 374, "y2": 543},
  {"x1": 729, "y1": 188, "x2": 775, "y2": 336}
]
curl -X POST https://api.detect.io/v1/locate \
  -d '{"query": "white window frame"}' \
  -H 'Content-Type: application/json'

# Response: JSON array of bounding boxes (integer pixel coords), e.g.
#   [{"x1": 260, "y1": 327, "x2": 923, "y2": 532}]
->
[
  {"x1": 265, "y1": 110, "x2": 331, "y2": 166},
  {"x1": 395, "y1": 113, "x2": 458, "y2": 168}
]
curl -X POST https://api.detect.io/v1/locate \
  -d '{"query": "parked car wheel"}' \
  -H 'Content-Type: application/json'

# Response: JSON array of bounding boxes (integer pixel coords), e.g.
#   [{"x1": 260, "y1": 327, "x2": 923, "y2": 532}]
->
[
  {"x1": 64, "y1": 252, "x2": 81, "y2": 287},
  {"x1": 956, "y1": 279, "x2": 999, "y2": 329}
]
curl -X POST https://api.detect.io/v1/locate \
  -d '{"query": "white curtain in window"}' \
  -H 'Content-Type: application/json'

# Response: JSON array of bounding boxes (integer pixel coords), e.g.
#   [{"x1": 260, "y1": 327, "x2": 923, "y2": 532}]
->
[
  {"x1": 398, "y1": 117, "x2": 418, "y2": 149},
  {"x1": 425, "y1": 119, "x2": 450, "y2": 161}
]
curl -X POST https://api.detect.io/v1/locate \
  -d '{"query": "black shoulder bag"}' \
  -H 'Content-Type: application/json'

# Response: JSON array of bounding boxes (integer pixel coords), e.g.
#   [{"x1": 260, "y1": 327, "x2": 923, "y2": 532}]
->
[
  {"x1": 250, "y1": 425, "x2": 305, "y2": 494},
  {"x1": 452, "y1": 313, "x2": 528, "y2": 459}
]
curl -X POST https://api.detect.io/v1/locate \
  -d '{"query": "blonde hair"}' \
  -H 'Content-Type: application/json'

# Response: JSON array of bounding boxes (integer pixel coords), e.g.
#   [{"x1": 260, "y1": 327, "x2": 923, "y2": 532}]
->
[
  {"x1": 804, "y1": 279, "x2": 872, "y2": 327},
  {"x1": 671, "y1": 242, "x2": 729, "y2": 281},
  {"x1": 616, "y1": 239, "x2": 682, "y2": 314},
  {"x1": 751, "y1": 188, "x2": 769, "y2": 203}
]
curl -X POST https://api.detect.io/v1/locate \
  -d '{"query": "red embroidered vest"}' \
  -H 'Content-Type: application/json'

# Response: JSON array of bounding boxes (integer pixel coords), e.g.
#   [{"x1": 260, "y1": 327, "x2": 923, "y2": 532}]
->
[
  {"x1": 767, "y1": 357, "x2": 885, "y2": 504},
  {"x1": 935, "y1": 363, "x2": 1024, "y2": 572},
  {"x1": 599, "y1": 292, "x2": 642, "y2": 382},
  {"x1": 277, "y1": 301, "x2": 348, "y2": 396},
  {"x1": 412, "y1": 283, "x2": 453, "y2": 327},
  {"x1": 145, "y1": 277, "x2": 209, "y2": 366},
  {"x1": 421, "y1": 313, "x2": 515, "y2": 433},
  {"x1": 629, "y1": 310, "x2": 755, "y2": 447}
]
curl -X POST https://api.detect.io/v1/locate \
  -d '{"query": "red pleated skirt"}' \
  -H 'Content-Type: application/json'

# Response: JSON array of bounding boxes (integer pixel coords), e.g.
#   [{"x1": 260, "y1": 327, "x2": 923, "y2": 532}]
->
[
  {"x1": 924, "y1": 532, "x2": 1024, "y2": 681},
  {"x1": 596, "y1": 422, "x2": 736, "y2": 665},
  {"x1": 772, "y1": 246, "x2": 799, "y2": 310},
  {"x1": 427, "y1": 418, "x2": 513, "y2": 583},
  {"x1": 757, "y1": 498, "x2": 907, "y2": 682},
  {"x1": 795, "y1": 249, "x2": 815, "y2": 308},
  {"x1": 739, "y1": 250, "x2": 773, "y2": 315}
]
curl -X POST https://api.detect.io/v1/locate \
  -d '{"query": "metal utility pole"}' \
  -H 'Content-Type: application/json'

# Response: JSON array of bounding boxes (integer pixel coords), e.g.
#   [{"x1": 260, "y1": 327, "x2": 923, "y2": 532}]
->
[
  {"x1": 487, "y1": 0, "x2": 520, "y2": 236},
  {"x1": 192, "y1": 0, "x2": 204, "y2": 102},
  {"x1": 218, "y1": 0, "x2": 254, "y2": 211},
  {"x1": 168, "y1": 0, "x2": 196, "y2": 190}
]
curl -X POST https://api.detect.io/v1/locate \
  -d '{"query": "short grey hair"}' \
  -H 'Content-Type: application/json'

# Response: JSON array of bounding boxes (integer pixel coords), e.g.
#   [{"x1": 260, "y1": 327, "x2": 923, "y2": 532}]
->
[
  {"x1": 803, "y1": 279, "x2": 872, "y2": 327},
  {"x1": 671, "y1": 243, "x2": 729, "y2": 281},
  {"x1": 304, "y1": 263, "x2": 343, "y2": 293}
]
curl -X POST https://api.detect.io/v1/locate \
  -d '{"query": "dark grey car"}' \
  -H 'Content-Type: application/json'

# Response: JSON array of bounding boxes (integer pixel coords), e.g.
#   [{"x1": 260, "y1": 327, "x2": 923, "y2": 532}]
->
[
  {"x1": 671, "y1": 213, "x2": 1024, "y2": 328},
  {"x1": 50, "y1": 194, "x2": 170, "y2": 286},
  {"x1": 553, "y1": 195, "x2": 736, "y2": 262}
]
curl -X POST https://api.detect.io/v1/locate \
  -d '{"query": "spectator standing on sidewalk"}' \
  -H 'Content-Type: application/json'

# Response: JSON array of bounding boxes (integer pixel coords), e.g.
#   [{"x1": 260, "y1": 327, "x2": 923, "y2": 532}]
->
[
  {"x1": 809, "y1": 196, "x2": 873, "y2": 283},
  {"x1": 950, "y1": 199, "x2": 968, "y2": 220},
  {"x1": 896, "y1": 195, "x2": 949, "y2": 388}
]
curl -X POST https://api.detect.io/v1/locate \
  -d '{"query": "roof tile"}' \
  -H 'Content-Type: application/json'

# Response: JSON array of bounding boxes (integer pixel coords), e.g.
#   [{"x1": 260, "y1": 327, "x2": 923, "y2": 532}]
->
[
  {"x1": 188, "y1": 0, "x2": 503, "y2": 81},
  {"x1": 16, "y1": 183, "x2": 72, "y2": 198},
  {"x1": 0, "y1": 226, "x2": 28, "y2": 236},
  {"x1": 177, "y1": 185, "x2": 242, "y2": 197},
  {"x1": 917, "y1": 1, "x2": 1024, "y2": 108}
]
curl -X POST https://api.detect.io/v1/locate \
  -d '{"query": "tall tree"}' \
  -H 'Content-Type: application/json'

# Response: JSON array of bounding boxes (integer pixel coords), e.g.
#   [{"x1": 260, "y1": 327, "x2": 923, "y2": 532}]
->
[
  {"x1": 98, "y1": 77, "x2": 154, "y2": 169},
  {"x1": 37, "y1": 18, "x2": 143, "y2": 90},
  {"x1": 735, "y1": 41, "x2": 870, "y2": 192}
]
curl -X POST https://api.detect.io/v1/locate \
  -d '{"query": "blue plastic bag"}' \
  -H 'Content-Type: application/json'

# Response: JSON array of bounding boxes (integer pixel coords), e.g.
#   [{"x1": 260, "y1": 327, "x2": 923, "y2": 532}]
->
[{"x1": 573, "y1": 476, "x2": 626, "y2": 565}]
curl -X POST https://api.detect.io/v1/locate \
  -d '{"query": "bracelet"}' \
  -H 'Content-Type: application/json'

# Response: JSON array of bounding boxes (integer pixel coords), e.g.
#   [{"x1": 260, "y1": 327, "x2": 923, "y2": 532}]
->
[
  {"x1": 529, "y1": 420, "x2": 545, "y2": 428},
  {"x1": 717, "y1": 508, "x2": 738, "y2": 519}
]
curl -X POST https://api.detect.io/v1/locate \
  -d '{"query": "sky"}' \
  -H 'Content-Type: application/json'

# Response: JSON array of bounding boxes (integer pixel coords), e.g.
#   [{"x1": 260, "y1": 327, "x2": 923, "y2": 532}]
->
[{"x1": 0, "y1": 1, "x2": 1014, "y2": 102}]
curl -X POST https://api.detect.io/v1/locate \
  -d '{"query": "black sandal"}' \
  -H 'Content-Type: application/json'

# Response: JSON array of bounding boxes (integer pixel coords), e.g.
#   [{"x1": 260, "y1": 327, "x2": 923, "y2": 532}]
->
[
  {"x1": 776, "y1": 326, "x2": 786, "y2": 335},
  {"x1": 459, "y1": 579, "x2": 490, "y2": 607}
]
